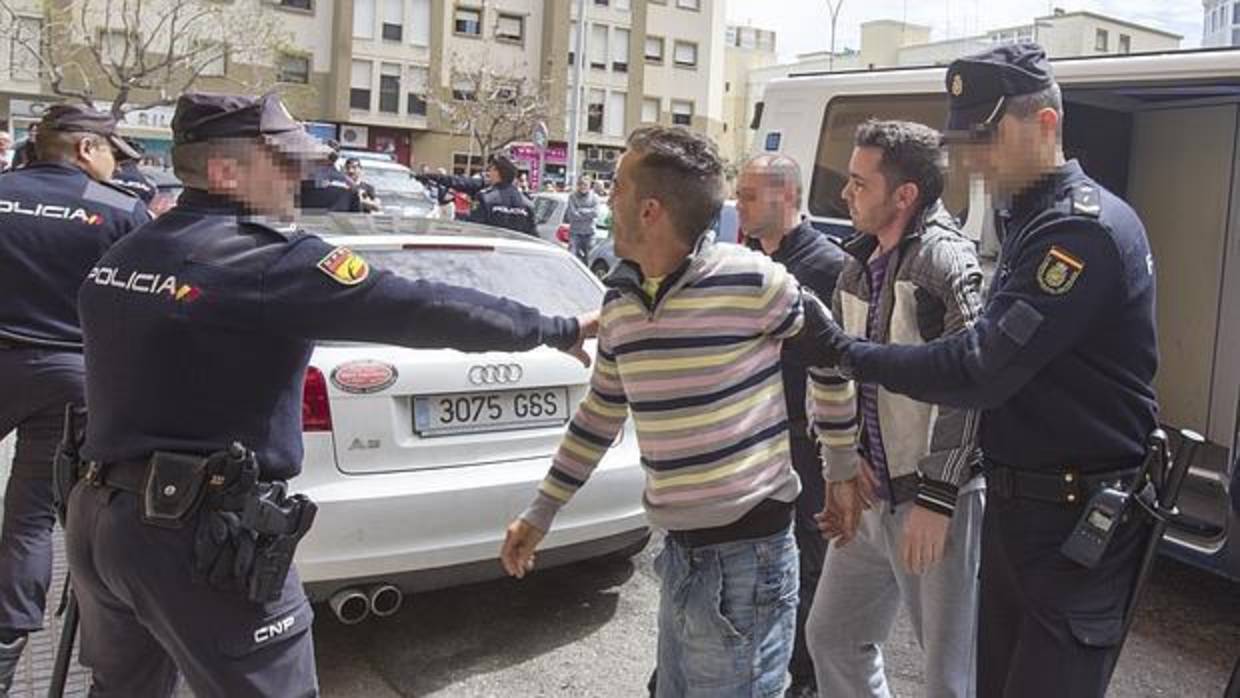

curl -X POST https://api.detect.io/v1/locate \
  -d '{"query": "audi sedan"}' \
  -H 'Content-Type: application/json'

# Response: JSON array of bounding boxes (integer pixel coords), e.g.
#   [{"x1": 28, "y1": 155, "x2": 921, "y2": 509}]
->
[{"x1": 289, "y1": 216, "x2": 648, "y2": 620}]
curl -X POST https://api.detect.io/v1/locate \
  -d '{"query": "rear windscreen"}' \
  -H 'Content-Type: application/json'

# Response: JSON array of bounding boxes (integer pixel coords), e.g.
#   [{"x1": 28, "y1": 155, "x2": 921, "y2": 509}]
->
[{"x1": 364, "y1": 248, "x2": 603, "y2": 317}]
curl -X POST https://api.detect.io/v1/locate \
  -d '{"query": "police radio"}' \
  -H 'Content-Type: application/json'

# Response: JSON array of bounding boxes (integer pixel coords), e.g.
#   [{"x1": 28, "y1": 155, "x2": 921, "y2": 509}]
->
[{"x1": 1060, "y1": 430, "x2": 1168, "y2": 569}]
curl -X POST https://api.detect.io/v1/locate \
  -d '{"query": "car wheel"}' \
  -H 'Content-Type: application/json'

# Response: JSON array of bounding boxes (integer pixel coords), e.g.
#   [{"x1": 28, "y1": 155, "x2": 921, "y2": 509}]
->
[{"x1": 590, "y1": 260, "x2": 610, "y2": 278}]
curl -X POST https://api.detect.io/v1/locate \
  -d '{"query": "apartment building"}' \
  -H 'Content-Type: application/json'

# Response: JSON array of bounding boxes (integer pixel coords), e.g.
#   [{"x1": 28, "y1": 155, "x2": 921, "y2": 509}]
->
[
  {"x1": 1203, "y1": 0, "x2": 1240, "y2": 47},
  {"x1": 720, "y1": 24, "x2": 777, "y2": 165}
]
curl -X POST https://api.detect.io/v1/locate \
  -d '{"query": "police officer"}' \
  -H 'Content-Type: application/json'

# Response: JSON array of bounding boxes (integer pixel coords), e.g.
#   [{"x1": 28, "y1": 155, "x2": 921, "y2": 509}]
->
[
  {"x1": 66, "y1": 92, "x2": 595, "y2": 697},
  {"x1": 298, "y1": 141, "x2": 361, "y2": 212},
  {"x1": 0, "y1": 104, "x2": 148, "y2": 694},
  {"x1": 812, "y1": 44, "x2": 1158, "y2": 697},
  {"x1": 112, "y1": 138, "x2": 158, "y2": 208},
  {"x1": 418, "y1": 153, "x2": 537, "y2": 235}
]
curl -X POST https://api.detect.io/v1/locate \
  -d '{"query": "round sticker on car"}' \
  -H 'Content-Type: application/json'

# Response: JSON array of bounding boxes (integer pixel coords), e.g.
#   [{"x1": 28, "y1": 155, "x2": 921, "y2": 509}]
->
[{"x1": 330, "y1": 361, "x2": 398, "y2": 394}]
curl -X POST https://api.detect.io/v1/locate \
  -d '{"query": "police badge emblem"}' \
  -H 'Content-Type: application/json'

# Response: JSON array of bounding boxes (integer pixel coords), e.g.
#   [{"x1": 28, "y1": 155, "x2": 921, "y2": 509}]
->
[{"x1": 1037, "y1": 246, "x2": 1084, "y2": 295}]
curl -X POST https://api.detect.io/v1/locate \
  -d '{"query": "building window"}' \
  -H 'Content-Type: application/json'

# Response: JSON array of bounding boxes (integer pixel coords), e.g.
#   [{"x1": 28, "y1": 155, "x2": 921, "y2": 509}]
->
[
  {"x1": 10, "y1": 16, "x2": 42, "y2": 81},
  {"x1": 671, "y1": 99, "x2": 693, "y2": 126},
  {"x1": 1119, "y1": 34, "x2": 1131, "y2": 53},
  {"x1": 453, "y1": 153, "x2": 481, "y2": 176},
  {"x1": 350, "y1": 60, "x2": 372, "y2": 110},
  {"x1": 100, "y1": 29, "x2": 131, "y2": 66},
  {"x1": 590, "y1": 23, "x2": 608, "y2": 70},
  {"x1": 454, "y1": 6, "x2": 482, "y2": 36},
  {"x1": 496, "y1": 13, "x2": 524, "y2": 43},
  {"x1": 407, "y1": 65, "x2": 428, "y2": 115},
  {"x1": 613, "y1": 28, "x2": 629, "y2": 72},
  {"x1": 594, "y1": 0, "x2": 608, "y2": 5},
  {"x1": 644, "y1": 36, "x2": 664, "y2": 63},
  {"x1": 381, "y1": 0, "x2": 402, "y2": 41},
  {"x1": 569, "y1": 22, "x2": 578, "y2": 65},
  {"x1": 676, "y1": 0, "x2": 700, "y2": 9},
  {"x1": 279, "y1": 0, "x2": 312, "y2": 10},
  {"x1": 452, "y1": 76, "x2": 476, "y2": 101},
  {"x1": 587, "y1": 89, "x2": 605, "y2": 133},
  {"x1": 673, "y1": 40, "x2": 698, "y2": 68},
  {"x1": 353, "y1": 0, "x2": 374, "y2": 39},
  {"x1": 410, "y1": 0, "x2": 430, "y2": 45},
  {"x1": 277, "y1": 53, "x2": 310, "y2": 84},
  {"x1": 606, "y1": 91, "x2": 626, "y2": 137},
  {"x1": 1235, "y1": 2, "x2": 1240, "y2": 24},
  {"x1": 1095, "y1": 28, "x2": 1108, "y2": 52},
  {"x1": 616, "y1": 0, "x2": 630, "y2": 9},
  {"x1": 1234, "y1": 28, "x2": 1240, "y2": 44},
  {"x1": 379, "y1": 62, "x2": 400, "y2": 113},
  {"x1": 641, "y1": 97, "x2": 659, "y2": 123}
]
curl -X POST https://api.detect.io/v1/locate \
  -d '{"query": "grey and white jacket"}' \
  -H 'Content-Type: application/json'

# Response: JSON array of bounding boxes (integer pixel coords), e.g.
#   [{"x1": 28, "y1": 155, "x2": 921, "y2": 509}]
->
[{"x1": 810, "y1": 201, "x2": 985, "y2": 515}]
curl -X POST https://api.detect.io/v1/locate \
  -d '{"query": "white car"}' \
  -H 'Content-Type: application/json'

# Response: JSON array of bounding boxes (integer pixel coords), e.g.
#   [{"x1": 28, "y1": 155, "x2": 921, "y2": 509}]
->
[
  {"x1": 531, "y1": 192, "x2": 611, "y2": 247},
  {"x1": 289, "y1": 217, "x2": 648, "y2": 621}
]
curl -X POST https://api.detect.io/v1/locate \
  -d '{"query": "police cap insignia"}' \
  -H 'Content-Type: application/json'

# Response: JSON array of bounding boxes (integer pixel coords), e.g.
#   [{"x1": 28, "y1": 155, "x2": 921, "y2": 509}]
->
[
  {"x1": 1037, "y1": 245, "x2": 1085, "y2": 295},
  {"x1": 317, "y1": 247, "x2": 370, "y2": 286}
]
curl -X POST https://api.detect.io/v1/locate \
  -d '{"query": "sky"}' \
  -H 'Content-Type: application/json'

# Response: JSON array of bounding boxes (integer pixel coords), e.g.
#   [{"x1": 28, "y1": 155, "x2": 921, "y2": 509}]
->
[{"x1": 725, "y1": 0, "x2": 1205, "y2": 61}]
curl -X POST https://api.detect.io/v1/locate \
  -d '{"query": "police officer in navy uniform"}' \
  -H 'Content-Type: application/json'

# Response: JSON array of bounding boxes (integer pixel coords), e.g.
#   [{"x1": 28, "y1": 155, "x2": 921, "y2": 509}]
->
[
  {"x1": 67, "y1": 92, "x2": 596, "y2": 697},
  {"x1": 112, "y1": 138, "x2": 158, "y2": 207},
  {"x1": 0, "y1": 104, "x2": 148, "y2": 694},
  {"x1": 418, "y1": 153, "x2": 537, "y2": 235},
  {"x1": 298, "y1": 142, "x2": 361, "y2": 212},
  {"x1": 811, "y1": 44, "x2": 1158, "y2": 697}
]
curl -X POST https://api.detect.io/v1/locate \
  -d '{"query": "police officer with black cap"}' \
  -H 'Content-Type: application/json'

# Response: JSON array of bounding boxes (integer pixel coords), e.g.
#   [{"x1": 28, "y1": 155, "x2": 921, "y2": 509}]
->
[
  {"x1": 0, "y1": 103, "x2": 148, "y2": 694},
  {"x1": 66, "y1": 92, "x2": 596, "y2": 697},
  {"x1": 111, "y1": 137, "x2": 158, "y2": 207},
  {"x1": 809, "y1": 43, "x2": 1159, "y2": 697},
  {"x1": 418, "y1": 153, "x2": 537, "y2": 235}
]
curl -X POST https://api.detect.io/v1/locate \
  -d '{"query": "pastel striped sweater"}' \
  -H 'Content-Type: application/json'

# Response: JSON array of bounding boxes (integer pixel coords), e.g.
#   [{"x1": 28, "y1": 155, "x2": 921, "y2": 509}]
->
[{"x1": 521, "y1": 239, "x2": 809, "y2": 532}]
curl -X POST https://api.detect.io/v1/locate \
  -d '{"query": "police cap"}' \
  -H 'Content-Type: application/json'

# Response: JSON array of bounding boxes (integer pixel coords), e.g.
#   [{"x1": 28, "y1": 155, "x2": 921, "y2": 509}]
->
[
  {"x1": 171, "y1": 92, "x2": 330, "y2": 165},
  {"x1": 39, "y1": 103, "x2": 141, "y2": 160},
  {"x1": 944, "y1": 42, "x2": 1055, "y2": 141}
]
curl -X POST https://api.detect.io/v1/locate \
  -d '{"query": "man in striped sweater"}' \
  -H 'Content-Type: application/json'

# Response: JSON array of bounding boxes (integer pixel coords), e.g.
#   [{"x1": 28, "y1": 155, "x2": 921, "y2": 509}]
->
[{"x1": 501, "y1": 126, "x2": 839, "y2": 697}]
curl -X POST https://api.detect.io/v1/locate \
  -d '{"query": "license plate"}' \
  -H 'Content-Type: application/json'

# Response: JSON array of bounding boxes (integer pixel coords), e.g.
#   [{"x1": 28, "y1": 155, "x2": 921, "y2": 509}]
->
[{"x1": 413, "y1": 387, "x2": 569, "y2": 436}]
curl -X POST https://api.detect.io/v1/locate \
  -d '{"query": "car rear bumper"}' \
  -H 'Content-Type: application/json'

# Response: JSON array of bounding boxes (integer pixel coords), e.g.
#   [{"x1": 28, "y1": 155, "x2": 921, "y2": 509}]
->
[{"x1": 291, "y1": 438, "x2": 647, "y2": 599}]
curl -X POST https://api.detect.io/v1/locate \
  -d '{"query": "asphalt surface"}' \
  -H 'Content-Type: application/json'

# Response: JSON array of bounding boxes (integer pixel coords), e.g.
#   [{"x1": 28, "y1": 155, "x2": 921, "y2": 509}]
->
[{"x1": 314, "y1": 533, "x2": 1240, "y2": 698}]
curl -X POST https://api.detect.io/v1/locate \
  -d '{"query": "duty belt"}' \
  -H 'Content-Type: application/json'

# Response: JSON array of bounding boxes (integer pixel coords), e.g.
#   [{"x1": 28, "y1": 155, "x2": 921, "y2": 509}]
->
[
  {"x1": 984, "y1": 460, "x2": 1139, "y2": 505},
  {"x1": 77, "y1": 460, "x2": 147, "y2": 494}
]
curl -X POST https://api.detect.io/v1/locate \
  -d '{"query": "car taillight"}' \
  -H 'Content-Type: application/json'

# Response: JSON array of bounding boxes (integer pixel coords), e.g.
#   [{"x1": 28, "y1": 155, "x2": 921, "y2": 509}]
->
[
  {"x1": 556, "y1": 224, "x2": 571, "y2": 244},
  {"x1": 302, "y1": 366, "x2": 333, "y2": 432}
]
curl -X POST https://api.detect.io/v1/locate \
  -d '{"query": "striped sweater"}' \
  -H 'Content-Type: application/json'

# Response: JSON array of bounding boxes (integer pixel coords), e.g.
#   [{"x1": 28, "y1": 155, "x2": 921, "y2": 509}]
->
[{"x1": 521, "y1": 238, "x2": 811, "y2": 532}]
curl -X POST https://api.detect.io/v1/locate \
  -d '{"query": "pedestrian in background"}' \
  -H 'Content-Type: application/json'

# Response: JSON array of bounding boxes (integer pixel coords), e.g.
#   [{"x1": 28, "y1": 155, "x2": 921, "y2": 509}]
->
[{"x1": 565, "y1": 175, "x2": 600, "y2": 263}]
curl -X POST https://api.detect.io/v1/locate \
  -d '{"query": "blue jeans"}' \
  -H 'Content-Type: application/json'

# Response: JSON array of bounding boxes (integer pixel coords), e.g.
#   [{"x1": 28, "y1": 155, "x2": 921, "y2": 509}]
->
[{"x1": 653, "y1": 526, "x2": 799, "y2": 698}]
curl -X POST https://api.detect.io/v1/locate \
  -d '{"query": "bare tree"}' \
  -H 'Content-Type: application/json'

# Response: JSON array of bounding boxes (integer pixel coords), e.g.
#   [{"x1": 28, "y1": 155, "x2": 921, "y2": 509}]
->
[
  {"x1": 433, "y1": 54, "x2": 551, "y2": 167},
  {"x1": 825, "y1": 0, "x2": 845, "y2": 72},
  {"x1": 0, "y1": 0, "x2": 292, "y2": 118}
]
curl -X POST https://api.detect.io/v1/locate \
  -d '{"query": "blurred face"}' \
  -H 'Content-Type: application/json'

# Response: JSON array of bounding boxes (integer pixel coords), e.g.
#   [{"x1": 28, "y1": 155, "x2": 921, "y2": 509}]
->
[
  {"x1": 577, "y1": 179, "x2": 590, "y2": 194},
  {"x1": 345, "y1": 161, "x2": 362, "y2": 180},
  {"x1": 735, "y1": 168, "x2": 791, "y2": 239},
  {"x1": 208, "y1": 144, "x2": 300, "y2": 218},
  {"x1": 487, "y1": 165, "x2": 502, "y2": 186},
  {"x1": 840, "y1": 146, "x2": 901, "y2": 236},
  {"x1": 950, "y1": 110, "x2": 1057, "y2": 197},
  {"x1": 0, "y1": 133, "x2": 11, "y2": 152}
]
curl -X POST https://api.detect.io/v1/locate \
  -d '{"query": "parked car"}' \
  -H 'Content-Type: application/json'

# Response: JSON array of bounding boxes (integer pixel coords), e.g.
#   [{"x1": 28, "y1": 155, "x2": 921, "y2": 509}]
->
[
  {"x1": 137, "y1": 166, "x2": 183, "y2": 217},
  {"x1": 532, "y1": 192, "x2": 611, "y2": 246},
  {"x1": 353, "y1": 159, "x2": 439, "y2": 218},
  {"x1": 289, "y1": 216, "x2": 649, "y2": 620},
  {"x1": 586, "y1": 200, "x2": 738, "y2": 279}
]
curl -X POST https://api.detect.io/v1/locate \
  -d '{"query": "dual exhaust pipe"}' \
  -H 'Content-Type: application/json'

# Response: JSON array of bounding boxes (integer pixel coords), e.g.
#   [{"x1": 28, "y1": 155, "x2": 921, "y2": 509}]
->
[{"x1": 329, "y1": 583, "x2": 403, "y2": 625}]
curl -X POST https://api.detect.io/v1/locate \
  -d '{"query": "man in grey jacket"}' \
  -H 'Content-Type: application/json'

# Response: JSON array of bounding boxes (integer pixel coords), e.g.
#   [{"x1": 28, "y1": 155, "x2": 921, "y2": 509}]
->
[
  {"x1": 805, "y1": 119, "x2": 986, "y2": 697},
  {"x1": 565, "y1": 175, "x2": 599, "y2": 262}
]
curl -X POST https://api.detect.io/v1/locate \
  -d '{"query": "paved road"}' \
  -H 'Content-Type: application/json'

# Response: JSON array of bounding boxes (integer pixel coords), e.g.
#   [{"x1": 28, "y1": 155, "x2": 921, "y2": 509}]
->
[
  {"x1": 12, "y1": 533, "x2": 1236, "y2": 696},
  {"x1": 314, "y1": 534, "x2": 1239, "y2": 697}
]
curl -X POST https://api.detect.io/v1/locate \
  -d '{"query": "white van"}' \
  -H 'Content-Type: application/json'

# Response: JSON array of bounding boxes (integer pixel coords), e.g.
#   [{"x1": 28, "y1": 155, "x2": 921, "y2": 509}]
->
[{"x1": 757, "y1": 48, "x2": 1240, "y2": 580}]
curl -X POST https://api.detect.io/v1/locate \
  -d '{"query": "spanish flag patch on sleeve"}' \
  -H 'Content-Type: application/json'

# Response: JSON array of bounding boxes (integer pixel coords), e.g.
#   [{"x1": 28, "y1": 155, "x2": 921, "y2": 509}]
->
[
  {"x1": 317, "y1": 247, "x2": 370, "y2": 286},
  {"x1": 1036, "y1": 245, "x2": 1085, "y2": 295}
]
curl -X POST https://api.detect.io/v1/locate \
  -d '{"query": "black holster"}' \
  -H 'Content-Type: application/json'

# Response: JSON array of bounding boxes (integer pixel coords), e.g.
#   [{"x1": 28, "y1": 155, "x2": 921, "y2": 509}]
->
[
  {"x1": 191, "y1": 443, "x2": 318, "y2": 603},
  {"x1": 51, "y1": 404, "x2": 86, "y2": 525}
]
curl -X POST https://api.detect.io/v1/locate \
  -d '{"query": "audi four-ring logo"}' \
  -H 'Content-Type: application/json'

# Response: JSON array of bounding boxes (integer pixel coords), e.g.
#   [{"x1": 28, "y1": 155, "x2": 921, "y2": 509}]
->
[{"x1": 467, "y1": 363, "x2": 523, "y2": 385}]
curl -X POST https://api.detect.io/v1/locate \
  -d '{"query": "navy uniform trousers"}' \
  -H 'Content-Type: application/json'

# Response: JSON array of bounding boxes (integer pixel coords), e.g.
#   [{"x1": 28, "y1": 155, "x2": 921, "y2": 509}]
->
[
  {"x1": 0, "y1": 346, "x2": 84, "y2": 636},
  {"x1": 64, "y1": 481, "x2": 318, "y2": 697},
  {"x1": 978, "y1": 489, "x2": 1149, "y2": 697}
]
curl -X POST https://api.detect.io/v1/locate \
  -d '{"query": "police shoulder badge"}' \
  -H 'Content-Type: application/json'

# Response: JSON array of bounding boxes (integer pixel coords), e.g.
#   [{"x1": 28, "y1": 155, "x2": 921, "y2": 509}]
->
[
  {"x1": 1037, "y1": 245, "x2": 1085, "y2": 295},
  {"x1": 317, "y1": 246, "x2": 370, "y2": 286}
]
